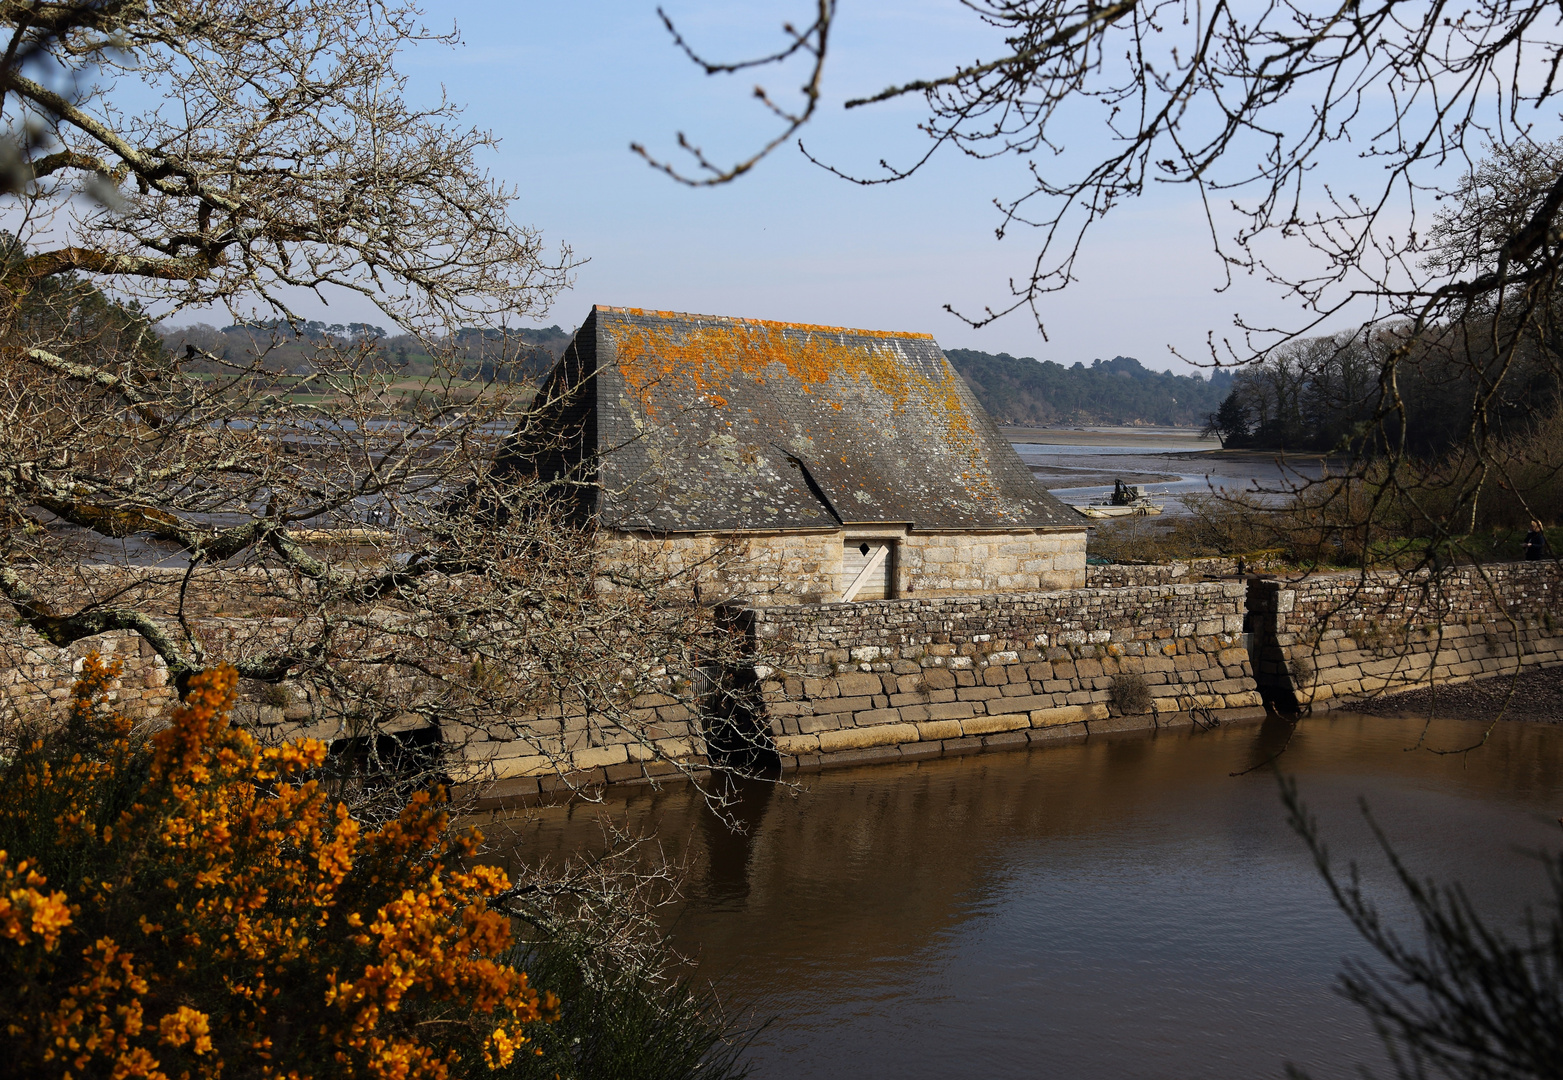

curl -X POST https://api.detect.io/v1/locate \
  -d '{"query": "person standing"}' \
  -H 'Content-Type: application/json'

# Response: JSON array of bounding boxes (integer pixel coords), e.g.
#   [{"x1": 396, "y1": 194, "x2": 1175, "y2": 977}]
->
[{"x1": 1524, "y1": 520, "x2": 1551, "y2": 560}]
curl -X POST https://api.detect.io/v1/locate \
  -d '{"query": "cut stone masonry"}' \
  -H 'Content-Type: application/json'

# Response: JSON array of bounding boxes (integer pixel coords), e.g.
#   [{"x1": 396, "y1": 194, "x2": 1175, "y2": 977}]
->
[{"x1": 3, "y1": 561, "x2": 1559, "y2": 800}]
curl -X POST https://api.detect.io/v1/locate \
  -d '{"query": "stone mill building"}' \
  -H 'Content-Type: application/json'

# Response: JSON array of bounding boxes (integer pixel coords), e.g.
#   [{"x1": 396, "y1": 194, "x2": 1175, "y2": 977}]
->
[{"x1": 503, "y1": 306, "x2": 1087, "y2": 605}]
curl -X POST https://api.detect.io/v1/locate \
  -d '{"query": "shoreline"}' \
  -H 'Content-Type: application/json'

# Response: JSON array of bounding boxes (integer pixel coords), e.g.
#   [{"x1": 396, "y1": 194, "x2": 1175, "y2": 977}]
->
[
  {"x1": 1005, "y1": 425, "x2": 1210, "y2": 447},
  {"x1": 1341, "y1": 664, "x2": 1563, "y2": 725}
]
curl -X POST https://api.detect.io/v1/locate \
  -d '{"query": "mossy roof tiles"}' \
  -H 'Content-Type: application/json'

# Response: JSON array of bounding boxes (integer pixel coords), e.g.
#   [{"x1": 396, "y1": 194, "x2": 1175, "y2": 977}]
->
[{"x1": 527, "y1": 306, "x2": 1082, "y2": 532}]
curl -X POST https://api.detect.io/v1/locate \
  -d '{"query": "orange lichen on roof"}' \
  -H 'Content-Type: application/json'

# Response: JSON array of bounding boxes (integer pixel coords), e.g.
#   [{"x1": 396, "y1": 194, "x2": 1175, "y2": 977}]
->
[
  {"x1": 596, "y1": 305, "x2": 936, "y2": 341},
  {"x1": 602, "y1": 312, "x2": 973, "y2": 450}
]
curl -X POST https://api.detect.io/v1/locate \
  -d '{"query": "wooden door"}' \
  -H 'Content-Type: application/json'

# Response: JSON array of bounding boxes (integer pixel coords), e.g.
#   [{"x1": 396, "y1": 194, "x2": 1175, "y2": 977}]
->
[{"x1": 842, "y1": 539, "x2": 892, "y2": 601}]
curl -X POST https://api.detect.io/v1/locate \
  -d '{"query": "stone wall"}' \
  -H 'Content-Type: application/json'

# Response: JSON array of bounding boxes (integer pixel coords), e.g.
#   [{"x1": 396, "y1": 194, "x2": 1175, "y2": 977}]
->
[
  {"x1": 735, "y1": 582, "x2": 1265, "y2": 772},
  {"x1": 897, "y1": 528, "x2": 1086, "y2": 597},
  {"x1": 8, "y1": 561, "x2": 1561, "y2": 796},
  {"x1": 0, "y1": 629, "x2": 179, "y2": 724},
  {"x1": 1085, "y1": 558, "x2": 1239, "y2": 589},
  {"x1": 0, "y1": 615, "x2": 388, "y2": 739},
  {"x1": 1247, "y1": 563, "x2": 1563, "y2": 709},
  {"x1": 602, "y1": 526, "x2": 1087, "y2": 606}
]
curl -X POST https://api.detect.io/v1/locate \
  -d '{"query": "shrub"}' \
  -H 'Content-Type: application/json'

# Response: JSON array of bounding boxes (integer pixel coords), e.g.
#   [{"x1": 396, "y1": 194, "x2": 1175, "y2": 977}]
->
[
  {"x1": 504, "y1": 927, "x2": 755, "y2": 1080},
  {"x1": 0, "y1": 655, "x2": 552, "y2": 1080},
  {"x1": 1109, "y1": 673, "x2": 1153, "y2": 714},
  {"x1": 1288, "y1": 654, "x2": 1317, "y2": 687}
]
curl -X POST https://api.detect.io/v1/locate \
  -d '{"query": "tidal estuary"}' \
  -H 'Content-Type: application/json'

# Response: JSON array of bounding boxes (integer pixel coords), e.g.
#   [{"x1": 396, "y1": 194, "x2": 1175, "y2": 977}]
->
[{"x1": 495, "y1": 714, "x2": 1563, "y2": 1079}]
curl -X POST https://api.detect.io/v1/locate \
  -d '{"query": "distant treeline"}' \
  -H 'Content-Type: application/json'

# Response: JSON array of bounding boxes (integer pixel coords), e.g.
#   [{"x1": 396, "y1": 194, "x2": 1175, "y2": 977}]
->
[
  {"x1": 1204, "y1": 328, "x2": 1560, "y2": 456},
  {"x1": 945, "y1": 349, "x2": 1234, "y2": 427},
  {"x1": 157, "y1": 322, "x2": 574, "y2": 383}
]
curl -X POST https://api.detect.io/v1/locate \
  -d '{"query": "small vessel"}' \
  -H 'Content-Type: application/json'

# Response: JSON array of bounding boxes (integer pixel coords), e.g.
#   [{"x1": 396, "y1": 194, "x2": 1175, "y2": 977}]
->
[{"x1": 1069, "y1": 479, "x2": 1165, "y2": 519}]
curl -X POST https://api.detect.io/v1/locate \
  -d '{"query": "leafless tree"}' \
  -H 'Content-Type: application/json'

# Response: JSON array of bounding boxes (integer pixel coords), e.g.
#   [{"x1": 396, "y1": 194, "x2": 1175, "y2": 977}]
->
[
  {"x1": 647, "y1": 3, "x2": 1562, "y2": 725},
  {"x1": 0, "y1": 1, "x2": 770, "y2": 808}
]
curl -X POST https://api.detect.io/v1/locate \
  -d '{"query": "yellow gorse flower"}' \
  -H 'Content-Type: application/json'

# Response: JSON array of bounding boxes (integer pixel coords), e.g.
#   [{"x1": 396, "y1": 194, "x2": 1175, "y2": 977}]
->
[{"x1": 0, "y1": 655, "x2": 550, "y2": 1079}]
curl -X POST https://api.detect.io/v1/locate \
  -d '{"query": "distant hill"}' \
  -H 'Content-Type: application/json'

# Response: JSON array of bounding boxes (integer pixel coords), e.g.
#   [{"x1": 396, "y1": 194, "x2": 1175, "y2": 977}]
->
[
  {"x1": 158, "y1": 322, "x2": 576, "y2": 384},
  {"x1": 945, "y1": 349, "x2": 1234, "y2": 428}
]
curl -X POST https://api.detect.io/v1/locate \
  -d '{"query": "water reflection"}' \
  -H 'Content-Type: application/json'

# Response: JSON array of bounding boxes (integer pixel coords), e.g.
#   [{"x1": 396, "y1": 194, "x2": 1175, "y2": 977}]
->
[{"x1": 488, "y1": 716, "x2": 1563, "y2": 1079}]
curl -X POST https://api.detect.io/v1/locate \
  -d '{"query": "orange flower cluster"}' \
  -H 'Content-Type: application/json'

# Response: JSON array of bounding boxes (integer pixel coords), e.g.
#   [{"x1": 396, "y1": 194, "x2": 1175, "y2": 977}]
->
[{"x1": 0, "y1": 655, "x2": 554, "y2": 1080}]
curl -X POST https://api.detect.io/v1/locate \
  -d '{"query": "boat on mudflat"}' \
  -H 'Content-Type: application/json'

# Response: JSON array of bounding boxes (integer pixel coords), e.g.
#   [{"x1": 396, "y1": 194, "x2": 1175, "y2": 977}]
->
[{"x1": 1069, "y1": 479, "x2": 1165, "y2": 518}]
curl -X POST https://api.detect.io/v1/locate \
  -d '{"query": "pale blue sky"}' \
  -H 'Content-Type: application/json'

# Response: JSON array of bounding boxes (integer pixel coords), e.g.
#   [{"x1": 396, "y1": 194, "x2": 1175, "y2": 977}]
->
[{"x1": 251, "y1": 1, "x2": 1520, "y2": 372}]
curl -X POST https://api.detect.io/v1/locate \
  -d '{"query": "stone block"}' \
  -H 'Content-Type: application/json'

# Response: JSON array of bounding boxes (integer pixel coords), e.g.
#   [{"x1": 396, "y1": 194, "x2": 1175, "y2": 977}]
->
[
  {"x1": 986, "y1": 694, "x2": 1054, "y2": 715},
  {"x1": 1030, "y1": 703, "x2": 1109, "y2": 727},
  {"x1": 490, "y1": 755, "x2": 555, "y2": 780},
  {"x1": 774, "y1": 734, "x2": 820, "y2": 756},
  {"x1": 957, "y1": 686, "x2": 1001, "y2": 701},
  {"x1": 654, "y1": 737, "x2": 699, "y2": 759},
  {"x1": 832, "y1": 695, "x2": 877, "y2": 714},
  {"x1": 916, "y1": 719, "x2": 964, "y2": 741},
  {"x1": 983, "y1": 731, "x2": 1030, "y2": 750},
  {"x1": 605, "y1": 763, "x2": 645, "y2": 784},
  {"x1": 815, "y1": 745, "x2": 904, "y2": 768},
  {"x1": 924, "y1": 701, "x2": 976, "y2": 721},
  {"x1": 836, "y1": 673, "x2": 883, "y2": 697},
  {"x1": 854, "y1": 708, "x2": 904, "y2": 726},
  {"x1": 961, "y1": 714, "x2": 1029, "y2": 737},
  {"x1": 922, "y1": 668, "x2": 956, "y2": 690},
  {"x1": 574, "y1": 744, "x2": 629, "y2": 770},
  {"x1": 767, "y1": 701, "x2": 813, "y2": 717},
  {"x1": 799, "y1": 712, "x2": 848, "y2": 733},
  {"x1": 817, "y1": 723, "x2": 920, "y2": 753}
]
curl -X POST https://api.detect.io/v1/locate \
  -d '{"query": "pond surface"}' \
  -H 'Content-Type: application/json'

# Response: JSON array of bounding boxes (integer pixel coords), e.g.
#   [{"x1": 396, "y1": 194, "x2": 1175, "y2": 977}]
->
[{"x1": 494, "y1": 714, "x2": 1563, "y2": 1079}]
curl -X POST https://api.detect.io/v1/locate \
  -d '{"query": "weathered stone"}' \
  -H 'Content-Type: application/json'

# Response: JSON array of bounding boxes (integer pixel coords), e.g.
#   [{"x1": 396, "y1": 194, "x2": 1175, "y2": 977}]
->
[
  {"x1": 961, "y1": 714, "x2": 1029, "y2": 737},
  {"x1": 817, "y1": 723, "x2": 921, "y2": 753},
  {"x1": 1030, "y1": 703, "x2": 1109, "y2": 727},
  {"x1": 915, "y1": 719, "x2": 964, "y2": 741}
]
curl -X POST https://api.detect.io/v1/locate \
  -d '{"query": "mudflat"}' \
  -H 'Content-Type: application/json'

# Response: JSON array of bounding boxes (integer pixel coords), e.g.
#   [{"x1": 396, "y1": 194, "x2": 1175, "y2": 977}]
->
[{"x1": 1009, "y1": 426, "x2": 1332, "y2": 503}]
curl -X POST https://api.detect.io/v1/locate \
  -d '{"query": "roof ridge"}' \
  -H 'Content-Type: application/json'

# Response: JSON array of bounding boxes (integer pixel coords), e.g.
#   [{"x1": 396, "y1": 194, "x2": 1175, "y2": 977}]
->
[{"x1": 591, "y1": 304, "x2": 936, "y2": 341}]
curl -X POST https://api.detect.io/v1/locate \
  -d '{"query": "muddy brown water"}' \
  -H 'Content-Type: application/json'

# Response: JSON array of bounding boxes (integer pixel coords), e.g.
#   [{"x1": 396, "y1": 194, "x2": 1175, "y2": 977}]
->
[{"x1": 489, "y1": 714, "x2": 1563, "y2": 1079}]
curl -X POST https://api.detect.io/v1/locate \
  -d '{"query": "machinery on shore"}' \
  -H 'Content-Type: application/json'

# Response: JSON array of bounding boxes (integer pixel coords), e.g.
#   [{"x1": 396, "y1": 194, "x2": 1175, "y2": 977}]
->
[{"x1": 1069, "y1": 479, "x2": 1165, "y2": 519}]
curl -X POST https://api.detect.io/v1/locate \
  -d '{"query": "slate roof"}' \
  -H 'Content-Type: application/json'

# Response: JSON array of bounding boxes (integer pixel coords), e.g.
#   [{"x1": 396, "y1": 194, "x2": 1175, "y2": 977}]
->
[{"x1": 508, "y1": 306, "x2": 1083, "y2": 532}]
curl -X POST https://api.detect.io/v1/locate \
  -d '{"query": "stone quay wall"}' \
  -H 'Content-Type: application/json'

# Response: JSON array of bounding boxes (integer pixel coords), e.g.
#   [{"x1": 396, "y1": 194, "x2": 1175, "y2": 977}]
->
[
  {"x1": 1246, "y1": 563, "x2": 1563, "y2": 709},
  {"x1": 5, "y1": 561, "x2": 1561, "y2": 793},
  {"x1": 736, "y1": 581, "x2": 1265, "y2": 773}
]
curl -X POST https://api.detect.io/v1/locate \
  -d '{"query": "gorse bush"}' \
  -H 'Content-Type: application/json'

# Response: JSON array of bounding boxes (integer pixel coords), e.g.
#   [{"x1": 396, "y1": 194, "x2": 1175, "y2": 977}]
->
[{"x1": 0, "y1": 656, "x2": 553, "y2": 1080}]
